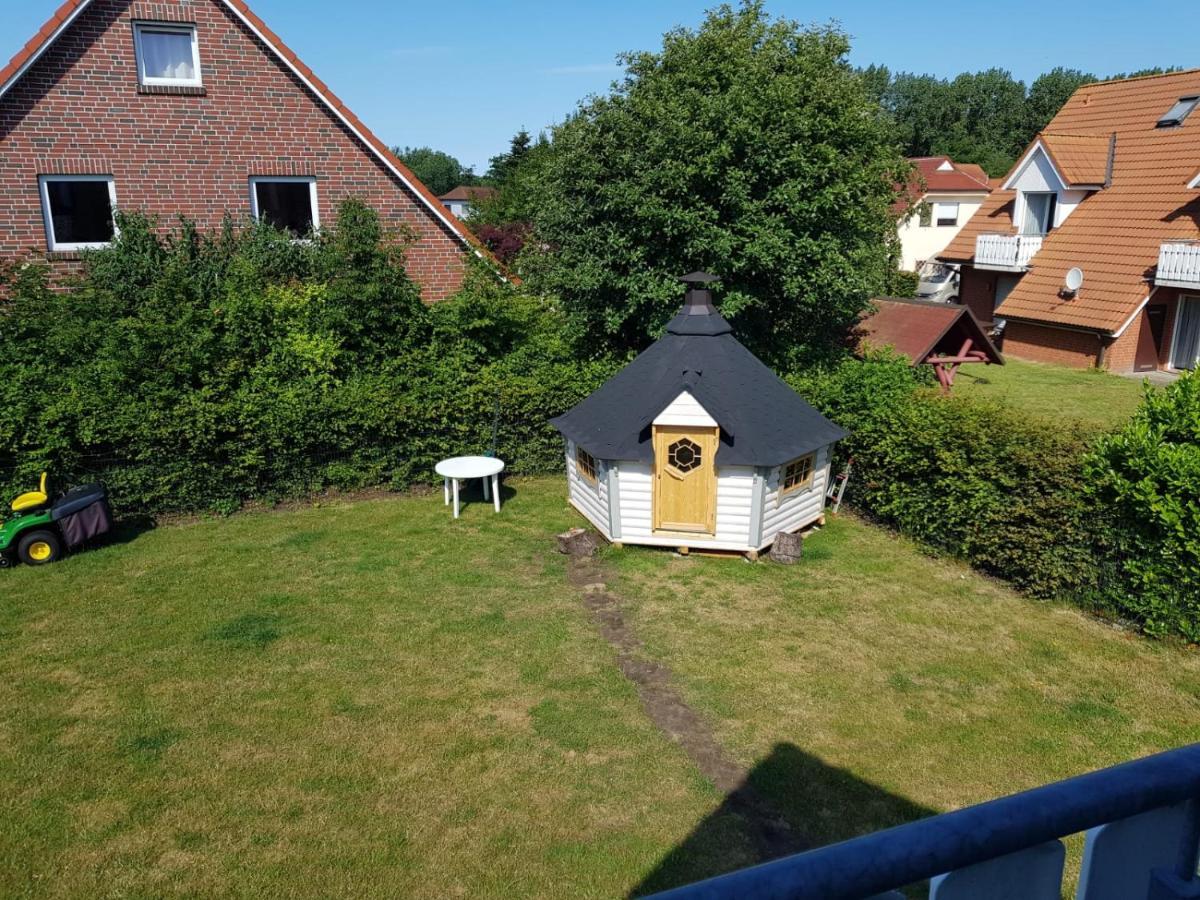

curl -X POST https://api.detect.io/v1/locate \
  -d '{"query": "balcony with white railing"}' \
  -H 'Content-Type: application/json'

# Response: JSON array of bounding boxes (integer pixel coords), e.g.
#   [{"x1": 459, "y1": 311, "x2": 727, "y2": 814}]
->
[
  {"x1": 974, "y1": 233, "x2": 1044, "y2": 271},
  {"x1": 651, "y1": 742, "x2": 1200, "y2": 900},
  {"x1": 1157, "y1": 241, "x2": 1200, "y2": 289}
]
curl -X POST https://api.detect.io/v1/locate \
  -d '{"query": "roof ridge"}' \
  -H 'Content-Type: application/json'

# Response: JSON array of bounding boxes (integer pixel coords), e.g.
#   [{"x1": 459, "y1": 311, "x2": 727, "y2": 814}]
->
[
  {"x1": 1041, "y1": 131, "x2": 1111, "y2": 139},
  {"x1": 1080, "y1": 67, "x2": 1200, "y2": 89}
]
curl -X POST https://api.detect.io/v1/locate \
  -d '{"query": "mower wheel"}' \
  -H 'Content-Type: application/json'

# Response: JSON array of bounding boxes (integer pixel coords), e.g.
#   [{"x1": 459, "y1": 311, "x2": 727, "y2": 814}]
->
[{"x1": 18, "y1": 530, "x2": 62, "y2": 566}]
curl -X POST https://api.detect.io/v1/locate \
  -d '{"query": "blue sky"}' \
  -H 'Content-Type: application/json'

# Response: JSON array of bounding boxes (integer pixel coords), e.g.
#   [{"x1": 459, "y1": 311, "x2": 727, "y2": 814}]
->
[{"x1": 1, "y1": 0, "x2": 1194, "y2": 172}]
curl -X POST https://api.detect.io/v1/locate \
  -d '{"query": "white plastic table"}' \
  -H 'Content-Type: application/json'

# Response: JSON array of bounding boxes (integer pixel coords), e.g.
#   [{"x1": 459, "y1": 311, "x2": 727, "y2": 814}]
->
[{"x1": 435, "y1": 456, "x2": 505, "y2": 519}]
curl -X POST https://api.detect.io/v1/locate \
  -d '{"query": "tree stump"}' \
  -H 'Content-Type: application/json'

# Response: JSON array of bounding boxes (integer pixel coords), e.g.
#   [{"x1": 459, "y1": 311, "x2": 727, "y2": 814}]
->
[
  {"x1": 556, "y1": 527, "x2": 600, "y2": 557},
  {"x1": 769, "y1": 531, "x2": 803, "y2": 565}
]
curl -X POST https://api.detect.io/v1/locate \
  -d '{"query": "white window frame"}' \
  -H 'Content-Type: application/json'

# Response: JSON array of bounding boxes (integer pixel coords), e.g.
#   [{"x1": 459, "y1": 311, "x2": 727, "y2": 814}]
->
[
  {"x1": 933, "y1": 201, "x2": 960, "y2": 227},
  {"x1": 248, "y1": 176, "x2": 320, "y2": 236},
  {"x1": 38, "y1": 174, "x2": 119, "y2": 252},
  {"x1": 1168, "y1": 294, "x2": 1200, "y2": 372},
  {"x1": 1019, "y1": 191, "x2": 1057, "y2": 236},
  {"x1": 133, "y1": 22, "x2": 203, "y2": 88}
]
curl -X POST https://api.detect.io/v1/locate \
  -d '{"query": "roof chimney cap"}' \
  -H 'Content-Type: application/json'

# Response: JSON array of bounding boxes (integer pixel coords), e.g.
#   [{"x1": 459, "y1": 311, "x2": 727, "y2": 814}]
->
[{"x1": 668, "y1": 270, "x2": 732, "y2": 335}]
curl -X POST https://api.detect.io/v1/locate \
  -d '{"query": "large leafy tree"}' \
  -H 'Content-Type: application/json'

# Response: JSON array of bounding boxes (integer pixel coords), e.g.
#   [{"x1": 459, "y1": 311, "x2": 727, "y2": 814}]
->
[
  {"x1": 1025, "y1": 68, "x2": 1097, "y2": 137},
  {"x1": 393, "y1": 146, "x2": 475, "y2": 196},
  {"x1": 527, "y1": 2, "x2": 907, "y2": 365},
  {"x1": 484, "y1": 129, "x2": 534, "y2": 186},
  {"x1": 880, "y1": 69, "x2": 1027, "y2": 175}
]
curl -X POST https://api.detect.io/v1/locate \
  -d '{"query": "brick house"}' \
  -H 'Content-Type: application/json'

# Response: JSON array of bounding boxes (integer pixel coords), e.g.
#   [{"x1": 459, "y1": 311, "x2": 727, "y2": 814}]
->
[
  {"x1": 939, "y1": 70, "x2": 1200, "y2": 373},
  {"x1": 0, "y1": 0, "x2": 492, "y2": 301}
]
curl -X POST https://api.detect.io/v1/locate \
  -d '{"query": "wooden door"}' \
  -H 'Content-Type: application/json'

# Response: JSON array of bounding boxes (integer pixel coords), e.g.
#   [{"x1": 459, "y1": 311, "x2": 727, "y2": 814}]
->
[
  {"x1": 652, "y1": 425, "x2": 717, "y2": 534},
  {"x1": 1134, "y1": 305, "x2": 1167, "y2": 371}
]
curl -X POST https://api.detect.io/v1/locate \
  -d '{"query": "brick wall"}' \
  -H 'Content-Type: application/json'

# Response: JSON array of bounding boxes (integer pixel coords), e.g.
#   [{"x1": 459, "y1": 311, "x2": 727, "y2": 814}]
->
[
  {"x1": 1105, "y1": 321, "x2": 1140, "y2": 372},
  {"x1": 1102, "y1": 291, "x2": 1178, "y2": 373},
  {"x1": 1003, "y1": 321, "x2": 1103, "y2": 368},
  {"x1": 0, "y1": 0, "x2": 468, "y2": 301}
]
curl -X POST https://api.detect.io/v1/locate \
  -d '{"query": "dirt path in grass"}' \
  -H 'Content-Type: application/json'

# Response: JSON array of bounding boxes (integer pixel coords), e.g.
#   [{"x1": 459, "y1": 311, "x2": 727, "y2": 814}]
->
[{"x1": 567, "y1": 555, "x2": 805, "y2": 863}]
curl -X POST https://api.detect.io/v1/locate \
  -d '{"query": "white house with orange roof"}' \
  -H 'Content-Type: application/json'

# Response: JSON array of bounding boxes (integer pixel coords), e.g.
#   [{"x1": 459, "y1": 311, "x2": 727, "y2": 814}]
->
[
  {"x1": 939, "y1": 70, "x2": 1200, "y2": 373},
  {"x1": 895, "y1": 157, "x2": 993, "y2": 272}
]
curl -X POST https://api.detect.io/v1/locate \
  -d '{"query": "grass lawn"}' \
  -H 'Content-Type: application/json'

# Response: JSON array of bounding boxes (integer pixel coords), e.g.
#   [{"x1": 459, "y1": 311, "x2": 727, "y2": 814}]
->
[
  {"x1": 3, "y1": 477, "x2": 1199, "y2": 897},
  {"x1": 953, "y1": 357, "x2": 1153, "y2": 429}
]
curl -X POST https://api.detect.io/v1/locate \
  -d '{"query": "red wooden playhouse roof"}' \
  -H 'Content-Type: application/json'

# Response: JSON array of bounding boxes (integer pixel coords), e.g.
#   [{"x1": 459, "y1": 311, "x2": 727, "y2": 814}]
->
[{"x1": 856, "y1": 298, "x2": 1003, "y2": 366}]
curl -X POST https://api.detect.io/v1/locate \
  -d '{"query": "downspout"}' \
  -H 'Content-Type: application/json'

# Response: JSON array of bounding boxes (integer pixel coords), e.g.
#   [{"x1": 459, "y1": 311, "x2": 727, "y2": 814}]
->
[{"x1": 1097, "y1": 333, "x2": 1115, "y2": 370}]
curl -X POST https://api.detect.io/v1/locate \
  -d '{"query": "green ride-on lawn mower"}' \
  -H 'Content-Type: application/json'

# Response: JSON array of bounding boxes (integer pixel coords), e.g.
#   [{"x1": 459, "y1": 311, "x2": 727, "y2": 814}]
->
[{"x1": 0, "y1": 472, "x2": 113, "y2": 567}]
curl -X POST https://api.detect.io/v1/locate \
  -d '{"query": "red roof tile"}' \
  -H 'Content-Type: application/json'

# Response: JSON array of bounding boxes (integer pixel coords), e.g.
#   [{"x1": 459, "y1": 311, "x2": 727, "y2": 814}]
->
[
  {"x1": 908, "y1": 156, "x2": 993, "y2": 193},
  {"x1": 857, "y1": 297, "x2": 1003, "y2": 365},
  {"x1": 941, "y1": 69, "x2": 1200, "y2": 333},
  {"x1": 440, "y1": 185, "x2": 497, "y2": 202}
]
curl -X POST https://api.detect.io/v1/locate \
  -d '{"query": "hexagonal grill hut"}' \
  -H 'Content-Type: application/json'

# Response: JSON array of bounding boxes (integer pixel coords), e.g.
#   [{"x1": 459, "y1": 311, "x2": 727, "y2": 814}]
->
[{"x1": 551, "y1": 273, "x2": 848, "y2": 553}]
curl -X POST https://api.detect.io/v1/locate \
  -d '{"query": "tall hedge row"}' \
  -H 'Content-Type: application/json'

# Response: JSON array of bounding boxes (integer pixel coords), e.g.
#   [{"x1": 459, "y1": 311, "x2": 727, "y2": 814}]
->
[
  {"x1": 2, "y1": 202, "x2": 1196, "y2": 640},
  {"x1": 793, "y1": 356, "x2": 1200, "y2": 641},
  {"x1": 0, "y1": 202, "x2": 615, "y2": 515}
]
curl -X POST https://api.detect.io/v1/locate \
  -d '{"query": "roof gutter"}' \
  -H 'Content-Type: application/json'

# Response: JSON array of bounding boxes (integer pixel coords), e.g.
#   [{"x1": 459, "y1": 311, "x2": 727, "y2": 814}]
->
[{"x1": 1112, "y1": 286, "x2": 1161, "y2": 339}]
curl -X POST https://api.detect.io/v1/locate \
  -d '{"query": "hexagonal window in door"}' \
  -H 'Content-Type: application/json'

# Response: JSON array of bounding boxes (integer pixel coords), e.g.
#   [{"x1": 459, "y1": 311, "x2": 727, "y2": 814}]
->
[{"x1": 667, "y1": 438, "x2": 702, "y2": 473}]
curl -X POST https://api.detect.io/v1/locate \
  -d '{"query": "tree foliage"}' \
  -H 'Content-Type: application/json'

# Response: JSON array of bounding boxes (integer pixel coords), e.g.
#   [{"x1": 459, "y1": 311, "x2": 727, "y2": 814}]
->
[
  {"x1": 393, "y1": 146, "x2": 476, "y2": 196},
  {"x1": 1025, "y1": 68, "x2": 1097, "y2": 136},
  {"x1": 868, "y1": 64, "x2": 1182, "y2": 177},
  {"x1": 0, "y1": 203, "x2": 610, "y2": 515},
  {"x1": 526, "y1": 2, "x2": 907, "y2": 366},
  {"x1": 1086, "y1": 373, "x2": 1200, "y2": 640}
]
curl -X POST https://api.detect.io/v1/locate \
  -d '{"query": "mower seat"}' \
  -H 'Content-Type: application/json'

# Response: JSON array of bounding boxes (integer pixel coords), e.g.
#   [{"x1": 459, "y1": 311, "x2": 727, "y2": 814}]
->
[{"x1": 12, "y1": 472, "x2": 48, "y2": 513}]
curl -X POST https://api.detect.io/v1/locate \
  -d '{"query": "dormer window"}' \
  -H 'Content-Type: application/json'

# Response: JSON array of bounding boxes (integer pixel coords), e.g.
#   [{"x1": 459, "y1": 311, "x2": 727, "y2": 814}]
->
[
  {"x1": 1021, "y1": 192, "x2": 1057, "y2": 236},
  {"x1": 134, "y1": 23, "x2": 202, "y2": 87},
  {"x1": 1157, "y1": 96, "x2": 1199, "y2": 129}
]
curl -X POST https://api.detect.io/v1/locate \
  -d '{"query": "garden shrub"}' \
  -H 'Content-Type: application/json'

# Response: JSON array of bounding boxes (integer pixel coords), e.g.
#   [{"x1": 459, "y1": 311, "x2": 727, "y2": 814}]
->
[
  {"x1": 794, "y1": 356, "x2": 1106, "y2": 599},
  {"x1": 792, "y1": 355, "x2": 1200, "y2": 638},
  {"x1": 0, "y1": 201, "x2": 612, "y2": 515},
  {"x1": 1085, "y1": 373, "x2": 1200, "y2": 640}
]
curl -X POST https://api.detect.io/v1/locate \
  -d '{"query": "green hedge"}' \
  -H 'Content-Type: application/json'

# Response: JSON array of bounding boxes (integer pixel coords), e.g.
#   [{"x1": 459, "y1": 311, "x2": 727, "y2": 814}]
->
[
  {"x1": 794, "y1": 355, "x2": 1200, "y2": 641},
  {"x1": 0, "y1": 201, "x2": 615, "y2": 516},
  {"x1": 3, "y1": 201, "x2": 1197, "y2": 640},
  {"x1": 1086, "y1": 375, "x2": 1200, "y2": 640}
]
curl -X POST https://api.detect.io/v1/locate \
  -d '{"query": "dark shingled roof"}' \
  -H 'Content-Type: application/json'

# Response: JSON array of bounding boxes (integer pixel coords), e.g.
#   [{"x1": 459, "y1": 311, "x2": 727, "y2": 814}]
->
[{"x1": 551, "y1": 286, "x2": 847, "y2": 467}]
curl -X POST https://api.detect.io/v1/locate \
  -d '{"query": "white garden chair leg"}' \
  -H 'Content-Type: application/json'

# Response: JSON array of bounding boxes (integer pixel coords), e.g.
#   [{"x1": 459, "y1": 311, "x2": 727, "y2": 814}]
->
[
  {"x1": 492, "y1": 474, "x2": 500, "y2": 512},
  {"x1": 443, "y1": 477, "x2": 449, "y2": 506},
  {"x1": 452, "y1": 479, "x2": 460, "y2": 519}
]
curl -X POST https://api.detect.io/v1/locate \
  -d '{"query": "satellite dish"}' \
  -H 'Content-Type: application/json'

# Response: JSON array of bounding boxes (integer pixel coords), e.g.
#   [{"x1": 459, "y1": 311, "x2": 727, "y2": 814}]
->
[{"x1": 1064, "y1": 267, "x2": 1084, "y2": 295}]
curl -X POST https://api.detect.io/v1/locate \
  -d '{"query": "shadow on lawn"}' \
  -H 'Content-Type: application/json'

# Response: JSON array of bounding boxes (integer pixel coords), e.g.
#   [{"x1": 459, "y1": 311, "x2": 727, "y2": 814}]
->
[
  {"x1": 632, "y1": 742, "x2": 937, "y2": 897},
  {"x1": 443, "y1": 479, "x2": 519, "y2": 512}
]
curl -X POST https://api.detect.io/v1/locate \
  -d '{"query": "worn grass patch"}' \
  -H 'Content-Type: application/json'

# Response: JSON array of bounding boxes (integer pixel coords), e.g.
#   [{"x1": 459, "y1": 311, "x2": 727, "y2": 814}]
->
[
  {"x1": 610, "y1": 511, "x2": 1200, "y2": 889},
  {"x1": 1, "y1": 478, "x2": 1197, "y2": 897},
  {"x1": 0, "y1": 479, "x2": 717, "y2": 898}
]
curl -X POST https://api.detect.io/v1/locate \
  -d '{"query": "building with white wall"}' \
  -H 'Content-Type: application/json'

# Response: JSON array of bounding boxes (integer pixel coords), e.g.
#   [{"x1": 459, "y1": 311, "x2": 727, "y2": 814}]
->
[{"x1": 896, "y1": 157, "x2": 993, "y2": 273}]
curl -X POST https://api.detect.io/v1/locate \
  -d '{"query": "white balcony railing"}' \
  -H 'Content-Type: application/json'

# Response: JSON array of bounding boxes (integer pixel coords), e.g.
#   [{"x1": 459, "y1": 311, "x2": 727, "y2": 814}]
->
[
  {"x1": 974, "y1": 233, "x2": 1044, "y2": 271},
  {"x1": 1156, "y1": 241, "x2": 1200, "y2": 289}
]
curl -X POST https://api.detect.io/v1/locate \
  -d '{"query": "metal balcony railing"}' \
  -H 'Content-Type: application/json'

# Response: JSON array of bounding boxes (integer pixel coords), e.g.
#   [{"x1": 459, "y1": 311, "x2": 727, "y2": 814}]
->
[
  {"x1": 974, "y1": 233, "x2": 1043, "y2": 271},
  {"x1": 649, "y1": 742, "x2": 1200, "y2": 900},
  {"x1": 1157, "y1": 241, "x2": 1200, "y2": 289}
]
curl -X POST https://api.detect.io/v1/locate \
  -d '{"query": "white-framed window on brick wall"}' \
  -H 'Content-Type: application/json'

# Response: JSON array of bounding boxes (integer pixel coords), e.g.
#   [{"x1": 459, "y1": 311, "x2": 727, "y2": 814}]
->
[
  {"x1": 133, "y1": 22, "x2": 202, "y2": 87},
  {"x1": 38, "y1": 175, "x2": 118, "y2": 252},
  {"x1": 249, "y1": 177, "x2": 320, "y2": 238}
]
